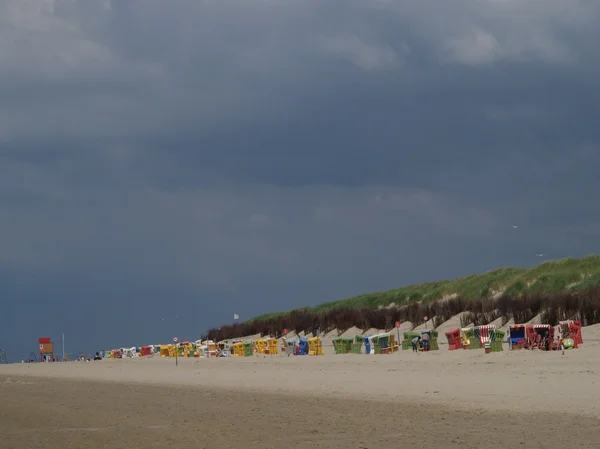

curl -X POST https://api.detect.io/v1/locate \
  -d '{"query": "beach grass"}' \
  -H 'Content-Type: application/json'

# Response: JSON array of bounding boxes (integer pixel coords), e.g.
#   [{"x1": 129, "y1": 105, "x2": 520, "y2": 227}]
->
[{"x1": 248, "y1": 255, "x2": 600, "y2": 323}]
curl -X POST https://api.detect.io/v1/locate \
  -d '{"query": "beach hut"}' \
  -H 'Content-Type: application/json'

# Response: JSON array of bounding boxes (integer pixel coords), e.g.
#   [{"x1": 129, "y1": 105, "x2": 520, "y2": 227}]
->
[
  {"x1": 367, "y1": 334, "x2": 388, "y2": 354},
  {"x1": 351, "y1": 335, "x2": 363, "y2": 354},
  {"x1": 558, "y1": 320, "x2": 583, "y2": 345},
  {"x1": 389, "y1": 333, "x2": 399, "y2": 352},
  {"x1": 232, "y1": 341, "x2": 244, "y2": 356},
  {"x1": 490, "y1": 329, "x2": 505, "y2": 352},
  {"x1": 122, "y1": 347, "x2": 137, "y2": 358},
  {"x1": 526, "y1": 324, "x2": 555, "y2": 350},
  {"x1": 379, "y1": 333, "x2": 393, "y2": 354},
  {"x1": 371, "y1": 334, "x2": 382, "y2": 354},
  {"x1": 285, "y1": 338, "x2": 297, "y2": 356},
  {"x1": 140, "y1": 346, "x2": 152, "y2": 357},
  {"x1": 266, "y1": 338, "x2": 278, "y2": 355},
  {"x1": 379, "y1": 334, "x2": 390, "y2": 353},
  {"x1": 364, "y1": 335, "x2": 385, "y2": 354},
  {"x1": 460, "y1": 328, "x2": 470, "y2": 348},
  {"x1": 253, "y1": 338, "x2": 274, "y2": 355},
  {"x1": 298, "y1": 338, "x2": 308, "y2": 355},
  {"x1": 207, "y1": 341, "x2": 217, "y2": 357},
  {"x1": 308, "y1": 337, "x2": 323, "y2": 355},
  {"x1": 180, "y1": 342, "x2": 190, "y2": 356},
  {"x1": 159, "y1": 345, "x2": 170, "y2": 357},
  {"x1": 253, "y1": 339, "x2": 268, "y2": 355},
  {"x1": 216, "y1": 342, "x2": 231, "y2": 357},
  {"x1": 475, "y1": 325, "x2": 496, "y2": 348},
  {"x1": 460, "y1": 328, "x2": 479, "y2": 349},
  {"x1": 508, "y1": 324, "x2": 527, "y2": 350},
  {"x1": 445, "y1": 328, "x2": 462, "y2": 350},
  {"x1": 187, "y1": 343, "x2": 199, "y2": 357},
  {"x1": 332, "y1": 337, "x2": 353, "y2": 354}
]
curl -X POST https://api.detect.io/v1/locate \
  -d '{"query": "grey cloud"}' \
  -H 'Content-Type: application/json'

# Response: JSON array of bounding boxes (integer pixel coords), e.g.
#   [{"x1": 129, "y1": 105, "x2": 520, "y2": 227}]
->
[
  {"x1": 321, "y1": 35, "x2": 407, "y2": 71},
  {"x1": 0, "y1": 159, "x2": 502, "y2": 292},
  {"x1": 246, "y1": 213, "x2": 273, "y2": 228}
]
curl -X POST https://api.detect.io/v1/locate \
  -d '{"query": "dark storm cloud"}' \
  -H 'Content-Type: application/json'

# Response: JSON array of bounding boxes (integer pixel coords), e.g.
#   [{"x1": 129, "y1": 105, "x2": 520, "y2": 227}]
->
[{"x1": 1, "y1": 0, "x2": 599, "y2": 357}]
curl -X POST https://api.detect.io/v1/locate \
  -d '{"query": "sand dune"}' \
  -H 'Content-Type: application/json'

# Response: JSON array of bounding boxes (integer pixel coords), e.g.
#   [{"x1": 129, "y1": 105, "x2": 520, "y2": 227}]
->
[
  {"x1": 397, "y1": 321, "x2": 413, "y2": 332},
  {"x1": 339, "y1": 326, "x2": 362, "y2": 337},
  {"x1": 323, "y1": 328, "x2": 339, "y2": 338},
  {"x1": 360, "y1": 327, "x2": 383, "y2": 336},
  {"x1": 429, "y1": 314, "x2": 464, "y2": 335},
  {"x1": 411, "y1": 318, "x2": 435, "y2": 332}
]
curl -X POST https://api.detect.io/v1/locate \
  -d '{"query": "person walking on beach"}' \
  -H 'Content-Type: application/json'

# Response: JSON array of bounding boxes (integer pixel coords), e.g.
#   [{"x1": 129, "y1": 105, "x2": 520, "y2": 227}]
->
[{"x1": 411, "y1": 336, "x2": 421, "y2": 352}]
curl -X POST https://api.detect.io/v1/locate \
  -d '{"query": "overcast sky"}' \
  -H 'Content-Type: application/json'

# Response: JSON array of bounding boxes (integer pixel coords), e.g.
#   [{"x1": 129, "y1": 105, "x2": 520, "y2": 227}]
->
[{"x1": 1, "y1": 0, "x2": 599, "y2": 359}]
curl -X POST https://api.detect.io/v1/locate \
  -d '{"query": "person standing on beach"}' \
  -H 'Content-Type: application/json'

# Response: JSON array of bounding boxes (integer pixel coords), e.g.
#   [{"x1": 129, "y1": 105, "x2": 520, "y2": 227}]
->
[
  {"x1": 421, "y1": 331, "x2": 430, "y2": 351},
  {"x1": 411, "y1": 336, "x2": 421, "y2": 352}
]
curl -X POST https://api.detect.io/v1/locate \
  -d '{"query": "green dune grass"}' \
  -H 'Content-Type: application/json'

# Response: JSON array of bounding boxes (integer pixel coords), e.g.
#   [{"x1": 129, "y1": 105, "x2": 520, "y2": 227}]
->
[{"x1": 249, "y1": 255, "x2": 600, "y2": 323}]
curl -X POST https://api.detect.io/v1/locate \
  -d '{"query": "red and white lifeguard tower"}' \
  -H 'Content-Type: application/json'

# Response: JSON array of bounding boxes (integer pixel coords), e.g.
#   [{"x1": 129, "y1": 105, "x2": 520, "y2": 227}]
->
[{"x1": 39, "y1": 337, "x2": 55, "y2": 362}]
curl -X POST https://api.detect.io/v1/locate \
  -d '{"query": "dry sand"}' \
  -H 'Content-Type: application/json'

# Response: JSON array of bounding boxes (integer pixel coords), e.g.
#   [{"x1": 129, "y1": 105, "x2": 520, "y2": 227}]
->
[{"x1": 2, "y1": 325, "x2": 600, "y2": 448}]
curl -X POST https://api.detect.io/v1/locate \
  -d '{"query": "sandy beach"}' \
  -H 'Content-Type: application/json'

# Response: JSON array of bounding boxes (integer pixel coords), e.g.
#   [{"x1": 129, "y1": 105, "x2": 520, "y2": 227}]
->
[{"x1": 2, "y1": 325, "x2": 600, "y2": 448}]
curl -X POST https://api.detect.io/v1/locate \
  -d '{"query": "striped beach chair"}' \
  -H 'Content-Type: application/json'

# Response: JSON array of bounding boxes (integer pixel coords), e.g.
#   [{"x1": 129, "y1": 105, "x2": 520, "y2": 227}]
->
[{"x1": 478, "y1": 325, "x2": 496, "y2": 346}]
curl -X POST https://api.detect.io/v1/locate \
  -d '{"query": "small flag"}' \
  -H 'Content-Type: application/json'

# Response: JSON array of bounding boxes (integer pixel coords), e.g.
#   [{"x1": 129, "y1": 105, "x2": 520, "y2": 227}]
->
[{"x1": 234, "y1": 314, "x2": 239, "y2": 320}]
